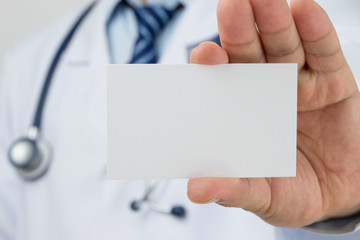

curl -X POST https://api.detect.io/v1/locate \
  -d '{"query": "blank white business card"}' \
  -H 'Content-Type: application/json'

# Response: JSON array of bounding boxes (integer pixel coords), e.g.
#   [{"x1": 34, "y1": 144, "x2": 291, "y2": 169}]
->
[{"x1": 107, "y1": 64, "x2": 297, "y2": 179}]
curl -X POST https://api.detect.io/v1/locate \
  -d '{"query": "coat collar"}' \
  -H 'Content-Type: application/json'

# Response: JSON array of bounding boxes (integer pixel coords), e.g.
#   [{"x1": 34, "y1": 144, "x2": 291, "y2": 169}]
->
[{"x1": 64, "y1": 0, "x2": 118, "y2": 66}]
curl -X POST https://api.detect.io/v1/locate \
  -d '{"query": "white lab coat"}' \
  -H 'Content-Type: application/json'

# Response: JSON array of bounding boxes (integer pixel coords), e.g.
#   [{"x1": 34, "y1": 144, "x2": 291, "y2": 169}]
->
[{"x1": 0, "y1": 0, "x2": 359, "y2": 239}]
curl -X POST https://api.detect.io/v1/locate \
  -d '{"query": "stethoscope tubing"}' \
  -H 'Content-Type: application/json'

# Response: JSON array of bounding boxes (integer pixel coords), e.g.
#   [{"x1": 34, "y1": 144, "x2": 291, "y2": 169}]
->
[
  {"x1": 8, "y1": 0, "x2": 186, "y2": 218},
  {"x1": 32, "y1": 1, "x2": 98, "y2": 130}
]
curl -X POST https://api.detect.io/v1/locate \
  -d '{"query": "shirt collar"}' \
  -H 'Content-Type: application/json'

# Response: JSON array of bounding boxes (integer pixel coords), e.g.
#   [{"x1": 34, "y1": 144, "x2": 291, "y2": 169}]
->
[
  {"x1": 117, "y1": 0, "x2": 189, "y2": 10},
  {"x1": 66, "y1": 0, "x2": 192, "y2": 65}
]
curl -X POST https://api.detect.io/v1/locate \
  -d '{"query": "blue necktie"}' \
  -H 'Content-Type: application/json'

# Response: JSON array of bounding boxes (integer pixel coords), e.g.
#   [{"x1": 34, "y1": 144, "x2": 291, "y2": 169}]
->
[{"x1": 130, "y1": 5, "x2": 179, "y2": 64}]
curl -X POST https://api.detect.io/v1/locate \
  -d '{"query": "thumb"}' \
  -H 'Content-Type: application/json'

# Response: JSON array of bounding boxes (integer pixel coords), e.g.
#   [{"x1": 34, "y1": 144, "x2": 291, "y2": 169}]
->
[
  {"x1": 190, "y1": 41, "x2": 229, "y2": 65},
  {"x1": 187, "y1": 178, "x2": 271, "y2": 214}
]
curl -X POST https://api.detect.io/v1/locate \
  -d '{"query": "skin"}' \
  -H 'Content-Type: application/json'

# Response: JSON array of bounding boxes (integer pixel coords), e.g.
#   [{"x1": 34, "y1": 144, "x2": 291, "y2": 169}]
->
[{"x1": 187, "y1": 0, "x2": 360, "y2": 228}]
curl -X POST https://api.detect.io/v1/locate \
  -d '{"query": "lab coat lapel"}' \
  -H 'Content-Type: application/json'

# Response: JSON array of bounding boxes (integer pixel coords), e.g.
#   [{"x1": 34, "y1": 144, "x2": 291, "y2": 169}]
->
[
  {"x1": 65, "y1": 0, "x2": 121, "y2": 67},
  {"x1": 57, "y1": 0, "x2": 122, "y2": 141}
]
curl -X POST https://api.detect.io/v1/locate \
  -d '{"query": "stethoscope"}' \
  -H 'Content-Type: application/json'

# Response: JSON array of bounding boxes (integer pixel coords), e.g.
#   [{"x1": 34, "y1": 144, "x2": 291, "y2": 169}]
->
[{"x1": 7, "y1": 1, "x2": 186, "y2": 218}]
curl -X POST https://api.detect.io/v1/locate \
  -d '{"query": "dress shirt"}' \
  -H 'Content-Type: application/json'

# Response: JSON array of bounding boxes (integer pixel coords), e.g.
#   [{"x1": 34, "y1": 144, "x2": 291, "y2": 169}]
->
[{"x1": 106, "y1": 0, "x2": 188, "y2": 64}]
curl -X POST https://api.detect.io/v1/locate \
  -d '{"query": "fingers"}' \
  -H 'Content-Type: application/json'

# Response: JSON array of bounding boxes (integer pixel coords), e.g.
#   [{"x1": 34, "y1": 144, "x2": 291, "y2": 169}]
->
[
  {"x1": 291, "y1": 0, "x2": 357, "y2": 111},
  {"x1": 217, "y1": 0, "x2": 266, "y2": 63},
  {"x1": 187, "y1": 178, "x2": 271, "y2": 214},
  {"x1": 250, "y1": 0, "x2": 305, "y2": 67},
  {"x1": 291, "y1": 0, "x2": 346, "y2": 73},
  {"x1": 190, "y1": 42, "x2": 229, "y2": 64}
]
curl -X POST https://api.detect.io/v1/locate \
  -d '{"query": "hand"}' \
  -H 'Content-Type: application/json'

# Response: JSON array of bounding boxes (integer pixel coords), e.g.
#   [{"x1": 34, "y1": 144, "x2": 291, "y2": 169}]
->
[{"x1": 188, "y1": 0, "x2": 360, "y2": 228}]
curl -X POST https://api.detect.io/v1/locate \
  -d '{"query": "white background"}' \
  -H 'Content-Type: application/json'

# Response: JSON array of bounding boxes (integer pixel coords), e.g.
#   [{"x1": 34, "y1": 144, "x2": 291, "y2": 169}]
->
[{"x1": 0, "y1": 0, "x2": 89, "y2": 74}]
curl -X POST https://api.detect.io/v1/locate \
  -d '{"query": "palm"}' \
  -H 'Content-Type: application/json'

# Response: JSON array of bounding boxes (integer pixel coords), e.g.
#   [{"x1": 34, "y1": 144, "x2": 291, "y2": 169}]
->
[{"x1": 188, "y1": 0, "x2": 360, "y2": 227}]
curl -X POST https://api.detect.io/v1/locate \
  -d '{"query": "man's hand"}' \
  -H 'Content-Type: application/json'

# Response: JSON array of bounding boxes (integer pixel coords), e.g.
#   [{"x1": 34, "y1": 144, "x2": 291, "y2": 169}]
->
[{"x1": 188, "y1": 0, "x2": 360, "y2": 227}]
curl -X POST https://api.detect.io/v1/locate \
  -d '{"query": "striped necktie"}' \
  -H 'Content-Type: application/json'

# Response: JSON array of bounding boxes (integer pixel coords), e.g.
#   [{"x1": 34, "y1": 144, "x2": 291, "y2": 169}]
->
[{"x1": 129, "y1": 5, "x2": 180, "y2": 64}]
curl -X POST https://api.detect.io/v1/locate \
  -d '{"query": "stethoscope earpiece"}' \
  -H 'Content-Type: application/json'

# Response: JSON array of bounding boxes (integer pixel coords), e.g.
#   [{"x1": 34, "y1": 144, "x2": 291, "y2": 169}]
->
[
  {"x1": 130, "y1": 200, "x2": 141, "y2": 211},
  {"x1": 130, "y1": 181, "x2": 187, "y2": 218},
  {"x1": 130, "y1": 199, "x2": 186, "y2": 218},
  {"x1": 170, "y1": 206, "x2": 186, "y2": 218},
  {"x1": 8, "y1": 136, "x2": 52, "y2": 181}
]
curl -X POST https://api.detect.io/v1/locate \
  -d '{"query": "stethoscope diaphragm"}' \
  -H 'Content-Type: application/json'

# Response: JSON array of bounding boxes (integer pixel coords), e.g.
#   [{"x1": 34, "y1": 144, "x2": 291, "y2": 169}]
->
[{"x1": 8, "y1": 134, "x2": 52, "y2": 181}]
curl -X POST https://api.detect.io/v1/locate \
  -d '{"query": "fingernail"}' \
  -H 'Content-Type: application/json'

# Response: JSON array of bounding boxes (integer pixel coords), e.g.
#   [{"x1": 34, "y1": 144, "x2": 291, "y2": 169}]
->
[
  {"x1": 215, "y1": 199, "x2": 229, "y2": 205},
  {"x1": 189, "y1": 197, "x2": 221, "y2": 204}
]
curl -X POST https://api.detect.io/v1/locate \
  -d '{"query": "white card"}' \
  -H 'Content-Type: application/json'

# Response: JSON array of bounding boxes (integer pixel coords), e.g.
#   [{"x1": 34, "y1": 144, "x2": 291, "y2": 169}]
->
[{"x1": 107, "y1": 64, "x2": 297, "y2": 179}]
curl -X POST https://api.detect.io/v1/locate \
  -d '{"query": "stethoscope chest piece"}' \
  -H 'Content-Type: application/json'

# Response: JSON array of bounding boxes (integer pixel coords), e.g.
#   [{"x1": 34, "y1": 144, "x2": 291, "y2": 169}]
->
[
  {"x1": 8, "y1": 136, "x2": 52, "y2": 181},
  {"x1": 6, "y1": 2, "x2": 97, "y2": 181}
]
